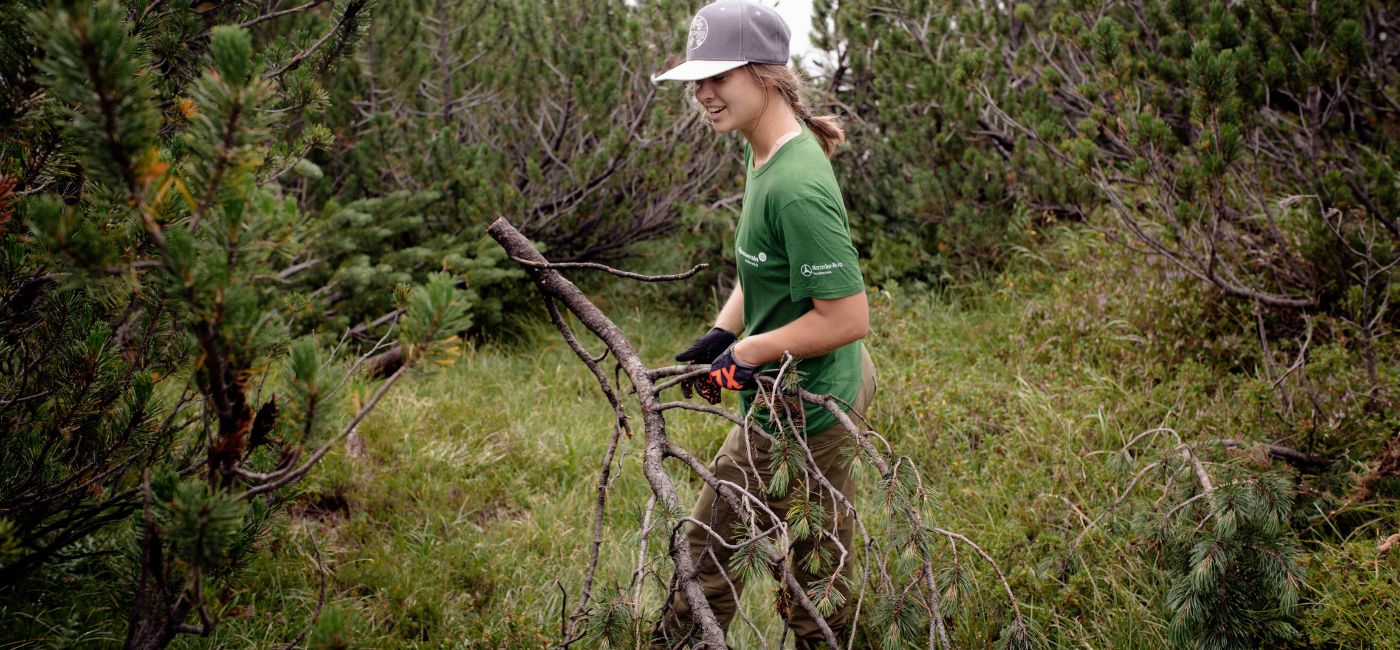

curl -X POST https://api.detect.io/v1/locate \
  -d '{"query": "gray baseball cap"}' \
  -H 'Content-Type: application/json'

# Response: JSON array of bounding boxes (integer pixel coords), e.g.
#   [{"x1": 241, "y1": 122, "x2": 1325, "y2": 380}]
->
[{"x1": 652, "y1": 1, "x2": 791, "y2": 83}]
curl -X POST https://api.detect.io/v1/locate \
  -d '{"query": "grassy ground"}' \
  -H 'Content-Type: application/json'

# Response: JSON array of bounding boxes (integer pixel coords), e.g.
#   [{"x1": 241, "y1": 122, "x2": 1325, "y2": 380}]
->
[{"x1": 5, "y1": 225, "x2": 1397, "y2": 648}]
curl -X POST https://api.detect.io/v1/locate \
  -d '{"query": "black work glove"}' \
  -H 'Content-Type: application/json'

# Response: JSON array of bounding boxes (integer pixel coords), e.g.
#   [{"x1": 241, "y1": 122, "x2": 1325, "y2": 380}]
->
[
  {"x1": 708, "y1": 342, "x2": 759, "y2": 391},
  {"x1": 674, "y1": 327, "x2": 737, "y2": 364},
  {"x1": 681, "y1": 374, "x2": 723, "y2": 404},
  {"x1": 676, "y1": 327, "x2": 738, "y2": 404}
]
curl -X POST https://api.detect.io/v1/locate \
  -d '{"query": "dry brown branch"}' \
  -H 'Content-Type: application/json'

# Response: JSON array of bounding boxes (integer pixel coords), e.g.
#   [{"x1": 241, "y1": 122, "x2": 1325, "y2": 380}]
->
[
  {"x1": 510, "y1": 256, "x2": 708, "y2": 282},
  {"x1": 1210, "y1": 439, "x2": 1333, "y2": 472},
  {"x1": 490, "y1": 217, "x2": 1024, "y2": 649},
  {"x1": 489, "y1": 217, "x2": 728, "y2": 648}
]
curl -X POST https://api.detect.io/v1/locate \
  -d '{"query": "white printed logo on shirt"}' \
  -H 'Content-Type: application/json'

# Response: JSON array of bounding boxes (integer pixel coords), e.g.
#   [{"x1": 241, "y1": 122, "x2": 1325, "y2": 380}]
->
[
  {"x1": 800, "y1": 261, "x2": 844, "y2": 277},
  {"x1": 738, "y1": 246, "x2": 767, "y2": 266}
]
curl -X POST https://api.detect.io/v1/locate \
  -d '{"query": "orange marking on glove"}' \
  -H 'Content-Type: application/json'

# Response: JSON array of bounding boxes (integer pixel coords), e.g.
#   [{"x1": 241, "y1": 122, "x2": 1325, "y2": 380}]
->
[{"x1": 719, "y1": 365, "x2": 740, "y2": 389}]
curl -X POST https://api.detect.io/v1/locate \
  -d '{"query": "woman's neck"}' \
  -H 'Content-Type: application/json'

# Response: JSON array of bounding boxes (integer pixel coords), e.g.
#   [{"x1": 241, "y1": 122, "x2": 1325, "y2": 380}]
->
[{"x1": 742, "y1": 105, "x2": 802, "y2": 168}]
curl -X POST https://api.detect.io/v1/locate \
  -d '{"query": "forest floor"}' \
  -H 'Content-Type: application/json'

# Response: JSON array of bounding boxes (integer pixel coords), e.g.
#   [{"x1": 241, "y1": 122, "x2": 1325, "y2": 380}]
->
[{"x1": 6, "y1": 225, "x2": 1397, "y2": 648}]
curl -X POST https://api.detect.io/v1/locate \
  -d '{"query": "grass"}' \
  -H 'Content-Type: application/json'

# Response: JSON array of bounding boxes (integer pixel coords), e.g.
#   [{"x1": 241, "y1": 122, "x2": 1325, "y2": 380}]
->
[{"x1": 4, "y1": 224, "x2": 1397, "y2": 648}]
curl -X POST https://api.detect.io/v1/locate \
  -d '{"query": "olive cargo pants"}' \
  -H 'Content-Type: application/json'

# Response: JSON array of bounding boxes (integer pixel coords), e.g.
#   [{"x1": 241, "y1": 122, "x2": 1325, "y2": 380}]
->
[{"x1": 657, "y1": 344, "x2": 878, "y2": 648}]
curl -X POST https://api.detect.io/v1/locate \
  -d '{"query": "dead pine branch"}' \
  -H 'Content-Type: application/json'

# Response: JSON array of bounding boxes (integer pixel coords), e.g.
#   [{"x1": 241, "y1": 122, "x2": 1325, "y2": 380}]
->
[
  {"x1": 489, "y1": 217, "x2": 1026, "y2": 649},
  {"x1": 488, "y1": 217, "x2": 729, "y2": 649}
]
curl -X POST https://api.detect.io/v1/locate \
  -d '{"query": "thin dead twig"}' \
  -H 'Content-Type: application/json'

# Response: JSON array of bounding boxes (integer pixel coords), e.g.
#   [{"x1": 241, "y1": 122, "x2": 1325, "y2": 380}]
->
[
  {"x1": 510, "y1": 256, "x2": 707, "y2": 282},
  {"x1": 279, "y1": 524, "x2": 329, "y2": 650}
]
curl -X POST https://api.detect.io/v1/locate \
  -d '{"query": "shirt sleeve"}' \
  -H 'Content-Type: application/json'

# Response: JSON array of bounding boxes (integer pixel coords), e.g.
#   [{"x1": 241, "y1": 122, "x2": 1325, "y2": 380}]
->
[{"x1": 776, "y1": 196, "x2": 865, "y2": 302}]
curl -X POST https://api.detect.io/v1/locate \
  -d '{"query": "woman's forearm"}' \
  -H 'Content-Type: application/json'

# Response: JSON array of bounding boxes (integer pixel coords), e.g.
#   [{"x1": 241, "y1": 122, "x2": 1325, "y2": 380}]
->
[
  {"x1": 733, "y1": 293, "x2": 868, "y2": 366},
  {"x1": 715, "y1": 283, "x2": 744, "y2": 334}
]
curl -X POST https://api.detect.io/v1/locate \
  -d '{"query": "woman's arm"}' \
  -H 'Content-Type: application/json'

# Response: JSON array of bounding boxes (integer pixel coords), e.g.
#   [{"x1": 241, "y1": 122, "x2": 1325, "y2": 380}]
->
[
  {"x1": 715, "y1": 283, "x2": 744, "y2": 334},
  {"x1": 731, "y1": 290, "x2": 868, "y2": 366}
]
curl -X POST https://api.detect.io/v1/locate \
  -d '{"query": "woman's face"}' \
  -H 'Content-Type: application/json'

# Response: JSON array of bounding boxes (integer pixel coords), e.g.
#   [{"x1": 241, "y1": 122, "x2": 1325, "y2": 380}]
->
[{"x1": 693, "y1": 66, "x2": 767, "y2": 134}]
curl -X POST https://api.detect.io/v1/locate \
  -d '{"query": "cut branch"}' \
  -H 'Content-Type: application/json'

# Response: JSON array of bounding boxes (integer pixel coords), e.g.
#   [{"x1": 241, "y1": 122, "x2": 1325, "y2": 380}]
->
[{"x1": 489, "y1": 217, "x2": 1022, "y2": 649}]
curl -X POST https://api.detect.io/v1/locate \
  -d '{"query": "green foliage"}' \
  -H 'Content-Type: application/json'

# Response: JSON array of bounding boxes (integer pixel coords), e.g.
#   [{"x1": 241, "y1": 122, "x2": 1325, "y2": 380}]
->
[
  {"x1": 399, "y1": 271, "x2": 471, "y2": 341},
  {"x1": 823, "y1": 0, "x2": 1398, "y2": 345},
  {"x1": 819, "y1": 0, "x2": 1094, "y2": 287},
  {"x1": 275, "y1": 336, "x2": 347, "y2": 446},
  {"x1": 880, "y1": 458, "x2": 928, "y2": 520},
  {"x1": 6, "y1": 231, "x2": 1393, "y2": 645},
  {"x1": 296, "y1": 0, "x2": 733, "y2": 331},
  {"x1": 786, "y1": 494, "x2": 829, "y2": 542},
  {"x1": 181, "y1": 29, "x2": 276, "y2": 223},
  {"x1": 804, "y1": 573, "x2": 847, "y2": 617},
  {"x1": 160, "y1": 480, "x2": 248, "y2": 568},
  {"x1": 996, "y1": 612, "x2": 1044, "y2": 650},
  {"x1": 0, "y1": 518, "x2": 21, "y2": 566},
  {"x1": 29, "y1": 0, "x2": 160, "y2": 199},
  {"x1": 866, "y1": 592, "x2": 923, "y2": 650},
  {"x1": 728, "y1": 533, "x2": 777, "y2": 588},
  {"x1": 209, "y1": 25, "x2": 255, "y2": 86},
  {"x1": 935, "y1": 561, "x2": 972, "y2": 618},
  {"x1": 1146, "y1": 468, "x2": 1307, "y2": 649},
  {"x1": 1, "y1": 1, "x2": 463, "y2": 645},
  {"x1": 1043, "y1": 0, "x2": 1395, "y2": 317},
  {"x1": 765, "y1": 437, "x2": 808, "y2": 498},
  {"x1": 308, "y1": 605, "x2": 353, "y2": 650},
  {"x1": 0, "y1": 264, "x2": 182, "y2": 580},
  {"x1": 582, "y1": 589, "x2": 641, "y2": 648},
  {"x1": 1296, "y1": 538, "x2": 1400, "y2": 646}
]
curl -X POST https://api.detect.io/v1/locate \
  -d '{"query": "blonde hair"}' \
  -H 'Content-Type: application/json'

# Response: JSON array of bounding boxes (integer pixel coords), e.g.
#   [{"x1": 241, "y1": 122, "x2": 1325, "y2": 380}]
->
[{"x1": 685, "y1": 63, "x2": 847, "y2": 159}]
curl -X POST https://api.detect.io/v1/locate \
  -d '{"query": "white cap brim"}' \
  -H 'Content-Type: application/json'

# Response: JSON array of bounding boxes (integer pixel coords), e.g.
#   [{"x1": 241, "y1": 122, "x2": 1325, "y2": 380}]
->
[{"x1": 651, "y1": 59, "x2": 748, "y2": 84}]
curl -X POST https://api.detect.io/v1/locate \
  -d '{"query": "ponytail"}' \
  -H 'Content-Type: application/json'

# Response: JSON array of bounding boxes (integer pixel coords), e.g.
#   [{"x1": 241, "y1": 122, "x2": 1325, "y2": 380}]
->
[{"x1": 746, "y1": 64, "x2": 846, "y2": 158}]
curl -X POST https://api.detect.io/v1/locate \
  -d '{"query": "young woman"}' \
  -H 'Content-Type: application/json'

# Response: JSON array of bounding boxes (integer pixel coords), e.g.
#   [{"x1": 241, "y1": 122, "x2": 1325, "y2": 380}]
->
[{"x1": 653, "y1": 2, "x2": 878, "y2": 647}]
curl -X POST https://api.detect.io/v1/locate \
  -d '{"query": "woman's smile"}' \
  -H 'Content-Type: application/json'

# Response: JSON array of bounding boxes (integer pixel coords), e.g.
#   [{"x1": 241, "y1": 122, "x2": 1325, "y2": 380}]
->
[{"x1": 694, "y1": 71, "x2": 761, "y2": 133}]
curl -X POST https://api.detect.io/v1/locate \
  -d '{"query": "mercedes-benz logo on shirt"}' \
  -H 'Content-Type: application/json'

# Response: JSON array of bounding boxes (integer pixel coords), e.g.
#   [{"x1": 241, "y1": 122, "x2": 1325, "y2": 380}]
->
[{"x1": 801, "y1": 261, "x2": 844, "y2": 277}]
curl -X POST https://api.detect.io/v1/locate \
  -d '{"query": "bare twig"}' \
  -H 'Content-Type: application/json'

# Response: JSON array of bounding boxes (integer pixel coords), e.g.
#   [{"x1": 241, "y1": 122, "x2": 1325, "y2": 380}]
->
[
  {"x1": 240, "y1": 0, "x2": 332, "y2": 30},
  {"x1": 266, "y1": 1, "x2": 365, "y2": 79},
  {"x1": 510, "y1": 256, "x2": 707, "y2": 282},
  {"x1": 236, "y1": 363, "x2": 409, "y2": 501},
  {"x1": 279, "y1": 524, "x2": 329, "y2": 650}
]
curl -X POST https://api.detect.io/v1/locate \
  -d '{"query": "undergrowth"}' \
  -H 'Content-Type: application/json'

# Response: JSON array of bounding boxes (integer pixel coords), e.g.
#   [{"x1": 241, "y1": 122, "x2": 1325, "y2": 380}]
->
[{"x1": 2, "y1": 224, "x2": 1396, "y2": 648}]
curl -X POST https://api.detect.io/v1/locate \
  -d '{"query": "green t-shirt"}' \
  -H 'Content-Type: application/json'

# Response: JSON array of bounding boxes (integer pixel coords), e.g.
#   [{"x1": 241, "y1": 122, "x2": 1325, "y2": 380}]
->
[{"x1": 736, "y1": 122, "x2": 866, "y2": 437}]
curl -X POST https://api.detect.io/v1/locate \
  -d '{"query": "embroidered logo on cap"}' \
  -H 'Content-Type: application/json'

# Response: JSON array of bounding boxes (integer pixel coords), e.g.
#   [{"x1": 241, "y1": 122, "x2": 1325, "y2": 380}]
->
[{"x1": 688, "y1": 16, "x2": 708, "y2": 50}]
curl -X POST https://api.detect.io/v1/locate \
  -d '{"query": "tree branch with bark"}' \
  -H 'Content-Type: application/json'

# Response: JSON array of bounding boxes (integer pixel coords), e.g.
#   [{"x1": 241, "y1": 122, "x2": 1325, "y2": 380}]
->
[{"x1": 490, "y1": 217, "x2": 1028, "y2": 649}]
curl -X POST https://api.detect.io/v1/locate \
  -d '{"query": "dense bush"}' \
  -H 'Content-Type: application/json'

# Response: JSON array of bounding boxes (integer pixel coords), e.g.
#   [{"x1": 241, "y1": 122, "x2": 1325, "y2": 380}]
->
[
  {"x1": 819, "y1": 0, "x2": 1396, "y2": 329},
  {"x1": 1, "y1": 2, "x2": 465, "y2": 647},
  {"x1": 813, "y1": 1, "x2": 1396, "y2": 646},
  {"x1": 814, "y1": 0, "x2": 1098, "y2": 287},
  {"x1": 292, "y1": 0, "x2": 745, "y2": 331}
]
